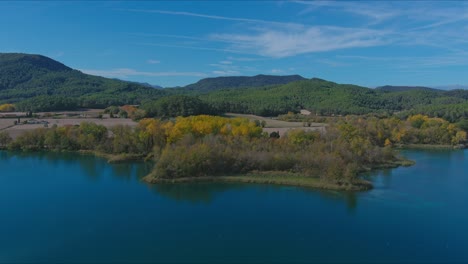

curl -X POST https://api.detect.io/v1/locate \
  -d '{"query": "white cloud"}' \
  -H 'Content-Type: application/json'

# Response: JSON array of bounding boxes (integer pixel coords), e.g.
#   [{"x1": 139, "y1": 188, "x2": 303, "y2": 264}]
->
[
  {"x1": 271, "y1": 69, "x2": 283, "y2": 74},
  {"x1": 126, "y1": 4, "x2": 468, "y2": 60},
  {"x1": 219, "y1": 60, "x2": 232, "y2": 64},
  {"x1": 212, "y1": 70, "x2": 240, "y2": 75},
  {"x1": 211, "y1": 26, "x2": 389, "y2": 58},
  {"x1": 147, "y1": 59, "x2": 160, "y2": 64},
  {"x1": 80, "y1": 68, "x2": 207, "y2": 78}
]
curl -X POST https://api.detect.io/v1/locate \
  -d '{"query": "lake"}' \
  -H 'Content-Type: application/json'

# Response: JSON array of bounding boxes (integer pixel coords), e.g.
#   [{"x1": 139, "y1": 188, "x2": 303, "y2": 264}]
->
[{"x1": 0, "y1": 150, "x2": 467, "y2": 263}]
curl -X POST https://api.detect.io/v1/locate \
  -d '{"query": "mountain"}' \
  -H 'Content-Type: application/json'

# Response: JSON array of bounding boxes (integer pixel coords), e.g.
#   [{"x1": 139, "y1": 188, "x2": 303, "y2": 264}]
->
[
  {"x1": 1, "y1": 53, "x2": 467, "y2": 122},
  {"x1": 0, "y1": 53, "x2": 166, "y2": 111},
  {"x1": 375, "y1": 85, "x2": 443, "y2": 92},
  {"x1": 179, "y1": 74, "x2": 306, "y2": 93},
  {"x1": 137, "y1": 82, "x2": 163, "y2": 89},
  {"x1": 112, "y1": 78, "x2": 163, "y2": 89},
  {"x1": 198, "y1": 78, "x2": 468, "y2": 121},
  {"x1": 433, "y1": 85, "x2": 468, "y2": 90}
]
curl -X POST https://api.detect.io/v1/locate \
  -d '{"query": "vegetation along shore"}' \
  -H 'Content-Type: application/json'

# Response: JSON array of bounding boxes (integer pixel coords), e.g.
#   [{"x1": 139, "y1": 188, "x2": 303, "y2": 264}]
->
[{"x1": 1, "y1": 113, "x2": 464, "y2": 191}]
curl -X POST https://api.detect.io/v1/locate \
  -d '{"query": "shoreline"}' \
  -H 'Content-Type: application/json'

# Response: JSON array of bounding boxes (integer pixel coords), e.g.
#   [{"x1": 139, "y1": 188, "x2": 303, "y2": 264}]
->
[
  {"x1": 142, "y1": 173, "x2": 374, "y2": 191},
  {"x1": 396, "y1": 144, "x2": 467, "y2": 150},
  {"x1": 77, "y1": 150, "x2": 149, "y2": 163},
  {"x1": 142, "y1": 158, "x2": 416, "y2": 191},
  {"x1": 0, "y1": 149, "x2": 423, "y2": 191}
]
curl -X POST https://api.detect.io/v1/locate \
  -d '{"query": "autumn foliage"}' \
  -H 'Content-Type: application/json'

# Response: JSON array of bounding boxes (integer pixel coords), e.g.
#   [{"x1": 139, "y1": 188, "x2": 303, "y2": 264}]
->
[{"x1": 4, "y1": 114, "x2": 466, "y2": 185}]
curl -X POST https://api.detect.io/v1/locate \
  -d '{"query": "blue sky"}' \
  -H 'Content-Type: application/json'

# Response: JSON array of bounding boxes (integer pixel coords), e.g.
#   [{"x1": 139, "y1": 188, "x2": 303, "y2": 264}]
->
[{"x1": 1, "y1": 1, "x2": 468, "y2": 87}]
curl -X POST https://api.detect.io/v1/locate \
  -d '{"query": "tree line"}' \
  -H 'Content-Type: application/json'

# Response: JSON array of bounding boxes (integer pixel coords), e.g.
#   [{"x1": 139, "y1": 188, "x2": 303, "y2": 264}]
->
[{"x1": 4, "y1": 115, "x2": 454, "y2": 186}]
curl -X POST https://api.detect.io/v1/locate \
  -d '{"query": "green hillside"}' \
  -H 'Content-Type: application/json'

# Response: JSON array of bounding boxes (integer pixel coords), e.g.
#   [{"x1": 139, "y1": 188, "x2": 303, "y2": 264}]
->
[
  {"x1": 169, "y1": 74, "x2": 306, "y2": 93},
  {"x1": 0, "y1": 53, "x2": 166, "y2": 111},
  {"x1": 197, "y1": 79, "x2": 468, "y2": 121},
  {"x1": 1, "y1": 53, "x2": 467, "y2": 121}
]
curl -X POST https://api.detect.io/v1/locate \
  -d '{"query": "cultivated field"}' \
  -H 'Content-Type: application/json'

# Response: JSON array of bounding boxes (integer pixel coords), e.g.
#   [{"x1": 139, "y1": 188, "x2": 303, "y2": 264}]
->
[
  {"x1": 1, "y1": 111, "x2": 327, "y2": 140},
  {"x1": 1, "y1": 117, "x2": 137, "y2": 139},
  {"x1": 225, "y1": 113, "x2": 326, "y2": 136},
  {"x1": 0, "y1": 119, "x2": 16, "y2": 131}
]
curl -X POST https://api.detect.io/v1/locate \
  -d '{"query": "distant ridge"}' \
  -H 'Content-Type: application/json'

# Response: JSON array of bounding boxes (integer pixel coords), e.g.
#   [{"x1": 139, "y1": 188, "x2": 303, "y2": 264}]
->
[
  {"x1": 375, "y1": 85, "x2": 443, "y2": 92},
  {"x1": 433, "y1": 85, "x2": 468, "y2": 90},
  {"x1": 112, "y1": 79, "x2": 163, "y2": 89},
  {"x1": 181, "y1": 74, "x2": 306, "y2": 93}
]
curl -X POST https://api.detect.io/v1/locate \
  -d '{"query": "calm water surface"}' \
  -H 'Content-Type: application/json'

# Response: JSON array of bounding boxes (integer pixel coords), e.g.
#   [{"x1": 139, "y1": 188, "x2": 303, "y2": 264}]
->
[{"x1": 0, "y1": 150, "x2": 467, "y2": 263}]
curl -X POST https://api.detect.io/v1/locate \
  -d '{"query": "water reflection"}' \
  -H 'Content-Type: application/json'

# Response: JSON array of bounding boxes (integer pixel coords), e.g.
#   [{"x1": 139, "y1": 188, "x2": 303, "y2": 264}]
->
[
  {"x1": 148, "y1": 180, "x2": 363, "y2": 212},
  {"x1": 1, "y1": 150, "x2": 366, "y2": 210},
  {"x1": 148, "y1": 182, "x2": 250, "y2": 204},
  {"x1": 0, "y1": 150, "x2": 8, "y2": 160},
  {"x1": 78, "y1": 156, "x2": 105, "y2": 180}
]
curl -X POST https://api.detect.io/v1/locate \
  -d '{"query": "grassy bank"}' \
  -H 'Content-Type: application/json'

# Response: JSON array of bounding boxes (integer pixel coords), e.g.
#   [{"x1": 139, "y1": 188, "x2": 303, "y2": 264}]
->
[
  {"x1": 396, "y1": 144, "x2": 466, "y2": 150},
  {"x1": 362, "y1": 158, "x2": 416, "y2": 171},
  {"x1": 78, "y1": 150, "x2": 148, "y2": 163},
  {"x1": 142, "y1": 156, "x2": 418, "y2": 191},
  {"x1": 143, "y1": 171, "x2": 373, "y2": 191}
]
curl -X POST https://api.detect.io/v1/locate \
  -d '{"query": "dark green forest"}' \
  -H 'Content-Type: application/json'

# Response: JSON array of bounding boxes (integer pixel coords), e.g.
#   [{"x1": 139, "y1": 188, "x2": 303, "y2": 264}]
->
[
  {"x1": 0, "y1": 53, "x2": 166, "y2": 111},
  {"x1": 1, "y1": 53, "x2": 468, "y2": 122}
]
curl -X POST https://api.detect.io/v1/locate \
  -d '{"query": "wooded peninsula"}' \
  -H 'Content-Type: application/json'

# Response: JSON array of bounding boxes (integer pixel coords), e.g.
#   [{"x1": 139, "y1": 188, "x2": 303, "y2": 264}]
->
[{"x1": 1, "y1": 113, "x2": 465, "y2": 190}]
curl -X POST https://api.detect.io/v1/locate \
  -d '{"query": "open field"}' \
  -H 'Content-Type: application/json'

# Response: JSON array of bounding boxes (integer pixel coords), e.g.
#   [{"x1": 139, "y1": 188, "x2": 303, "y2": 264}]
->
[
  {"x1": 1, "y1": 111, "x2": 327, "y2": 140},
  {"x1": 1, "y1": 117, "x2": 137, "y2": 139},
  {"x1": 0, "y1": 119, "x2": 16, "y2": 131},
  {"x1": 225, "y1": 113, "x2": 326, "y2": 136}
]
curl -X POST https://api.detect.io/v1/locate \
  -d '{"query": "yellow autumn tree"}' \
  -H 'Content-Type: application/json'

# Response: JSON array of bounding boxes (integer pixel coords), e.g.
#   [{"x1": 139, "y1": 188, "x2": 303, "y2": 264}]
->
[{"x1": 0, "y1": 104, "x2": 15, "y2": 112}]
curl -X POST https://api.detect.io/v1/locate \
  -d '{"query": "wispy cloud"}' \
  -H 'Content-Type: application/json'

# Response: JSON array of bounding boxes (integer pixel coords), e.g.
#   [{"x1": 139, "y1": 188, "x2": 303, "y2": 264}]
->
[
  {"x1": 135, "y1": 42, "x2": 244, "y2": 54},
  {"x1": 212, "y1": 70, "x2": 240, "y2": 75},
  {"x1": 294, "y1": 1, "x2": 398, "y2": 24},
  {"x1": 52, "y1": 51, "x2": 64, "y2": 58},
  {"x1": 211, "y1": 26, "x2": 389, "y2": 58},
  {"x1": 337, "y1": 51, "x2": 468, "y2": 68},
  {"x1": 123, "y1": 3, "x2": 468, "y2": 60},
  {"x1": 208, "y1": 59, "x2": 258, "y2": 76},
  {"x1": 271, "y1": 69, "x2": 284, "y2": 74},
  {"x1": 317, "y1": 59, "x2": 349, "y2": 67},
  {"x1": 80, "y1": 68, "x2": 207, "y2": 78},
  {"x1": 227, "y1": 56, "x2": 264, "y2": 62},
  {"x1": 147, "y1": 59, "x2": 160, "y2": 64},
  {"x1": 120, "y1": 8, "x2": 302, "y2": 29}
]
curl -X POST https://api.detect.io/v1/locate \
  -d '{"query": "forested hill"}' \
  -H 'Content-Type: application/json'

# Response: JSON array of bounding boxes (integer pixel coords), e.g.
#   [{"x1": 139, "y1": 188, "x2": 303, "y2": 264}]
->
[
  {"x1": 1, "y1": 53, "x2": 467, "y2": 122},
  {"x1": 0, "y1": 53, "x2": 166, "y2": 111},
  {"x1": 197, "y1": 78, "x2": 468, "y2": 121},
  {"x1": 176, "y1": 74, "x2": 306, "y2": 93}
]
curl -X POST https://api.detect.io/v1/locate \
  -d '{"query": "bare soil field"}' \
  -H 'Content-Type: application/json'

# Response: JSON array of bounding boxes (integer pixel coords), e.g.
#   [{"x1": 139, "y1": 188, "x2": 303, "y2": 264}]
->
[
  {"x1": 225, "y1": 113, "x2": 327, "y2": 136},
  {"x1": 0, "y1": 119, "x2": 16, "y2": 131},
  {"x1": 1, "y1": 117, "x2": 137, "y2": 139},
  {"x1": 2, "y1": 111, "x2": 327, "y2": 140}
]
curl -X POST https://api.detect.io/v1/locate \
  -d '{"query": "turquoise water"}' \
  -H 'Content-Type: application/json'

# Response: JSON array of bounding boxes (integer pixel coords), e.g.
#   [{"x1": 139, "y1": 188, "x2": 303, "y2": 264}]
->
[{"x1": 0, "y1": 150, "x2": 467, "y2": 263}]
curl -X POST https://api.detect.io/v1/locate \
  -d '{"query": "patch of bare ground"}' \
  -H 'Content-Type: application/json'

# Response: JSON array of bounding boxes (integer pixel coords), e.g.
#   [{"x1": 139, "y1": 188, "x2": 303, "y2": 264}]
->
[
  {"x1": 2, "y1": 117, "x2": 137, "y2": 139},
  {"x1": 0, "y1": 119, "x2": 16, "y2": 131},
  {"x1": 225, "y1": 113, "x2": 326, "y2": 136}
]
